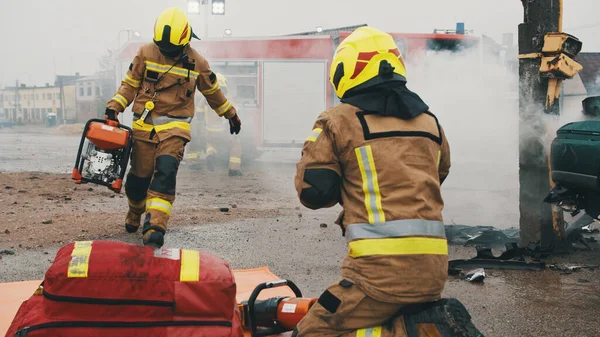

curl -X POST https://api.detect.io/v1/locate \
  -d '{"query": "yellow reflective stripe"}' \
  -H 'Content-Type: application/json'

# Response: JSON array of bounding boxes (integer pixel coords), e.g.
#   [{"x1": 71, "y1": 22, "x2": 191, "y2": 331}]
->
[
  {"x1": 437, "y1": 150, "x2": 441, "y2": 168},
  {"x1": 123, "y1": 74, "x2": 141, "y2": 88},
  {"x1": 206, "y1": 146, "x2": 217, "y2": 155},
  {"x1": 154, "y1": 121, "x2": 190, "y2": 133},
  {"x1": 68, "y1": 241, "x2": 93, "y2": 278},
  {"x1": 356, "y1": 326, "x2": 383, "y2": 337},
  {"x1": 128, "y1": 198, "x2": 145, "y2": 208},
  {"x1": 207, "y1": 127, "x2": 226, "y2": 132},
  {"x1": 348, "y1": 237, "x2": 448, "y2": 258},
  {"x1": 146, "y1": 197, "x2": 172, "y2": 216},
  {"x1": 185, "y1": 152, "x2": 200, "y2": 159},
  {"x1": 229, "y1": 157, "x2": 241, "y2": 164},
  {"x1": 356, "y1": 146, "x2": 385, "y2": 224},
  {"x1": 132, "y1": 121, "x2": 191, "y2": 133},
  {"x1": 365, "y1": 146, "x2": 385, "y2": 223},
  {"x1": 201, "y1": 80, "x2": 220, "y2": 95},
  {"x1": 356, "y1": 147, "x2": 374, "y2": 224},
  {"x1": 144, "y1": 61, "x2": 200, "y2": 79},
  {"x1": 306, "y1": 128, "x2": 323, "y2": 142},
  {"x1": 132, "y1": 122, "x2": 154, "y2": 132},
  {"x1": 111, "y1": 94, "x2": 128, "y2": 108},
  {"x1": 215, "y1": 100, "x2": 232, "y2": 116},
  {"x1": 180, "y1": 249, "x2": 200, "y2": 282}
]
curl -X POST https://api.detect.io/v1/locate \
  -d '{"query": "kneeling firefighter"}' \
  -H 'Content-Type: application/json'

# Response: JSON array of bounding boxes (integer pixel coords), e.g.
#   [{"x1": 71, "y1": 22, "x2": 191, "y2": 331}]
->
[
  {"x1": 293, "y1": 27, "x2": 482, "y2": 336},
  {"x1": 105, "y1": 7, "x2": 241, "y2": 248}
]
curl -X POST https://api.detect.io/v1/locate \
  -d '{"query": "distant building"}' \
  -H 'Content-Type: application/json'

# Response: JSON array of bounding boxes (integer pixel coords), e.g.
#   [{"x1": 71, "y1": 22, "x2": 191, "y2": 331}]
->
[
  {"x1": 75, "y1": 76, "x2": 113, "y2": 123},
  {"x1": 1, "y1": 83, "x2": 62, "y2": 124},
  {"x1": 0, "y1": 73, "x2": 83, "y2": 124}
]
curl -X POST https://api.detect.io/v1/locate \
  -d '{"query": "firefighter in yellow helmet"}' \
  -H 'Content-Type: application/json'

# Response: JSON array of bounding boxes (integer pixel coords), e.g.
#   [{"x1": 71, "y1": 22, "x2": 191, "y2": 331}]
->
[
  {"x1": 201, "y1": 73, "x2": 243, "y2": 176},
  {"x1": 292, "y1": 27, "x2": 482, "y2": 337},
  {"x1": 104, "y1": 7, "x2": 241, "y2": 248}
]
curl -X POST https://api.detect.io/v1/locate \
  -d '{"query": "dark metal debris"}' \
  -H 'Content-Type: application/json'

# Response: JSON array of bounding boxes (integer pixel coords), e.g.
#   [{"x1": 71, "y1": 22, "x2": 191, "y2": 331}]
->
[
  {"x1": 449, "y1": 259, "x2": 545, "y2": 271},
  {"x1": 461, "y1": 268, "x2": 486, "y2": 283}
]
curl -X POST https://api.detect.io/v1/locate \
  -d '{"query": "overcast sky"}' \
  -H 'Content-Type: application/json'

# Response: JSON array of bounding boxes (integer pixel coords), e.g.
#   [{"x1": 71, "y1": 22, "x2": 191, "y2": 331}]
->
[{"x1": 0, "y1": 0, "x2": 598, "y2": 88}]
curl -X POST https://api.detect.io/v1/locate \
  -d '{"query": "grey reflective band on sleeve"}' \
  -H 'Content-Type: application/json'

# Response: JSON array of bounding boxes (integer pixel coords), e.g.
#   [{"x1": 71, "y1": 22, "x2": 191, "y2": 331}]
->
[{"x1": 345, "y1": 219, "x2": 446, "y2": 242}]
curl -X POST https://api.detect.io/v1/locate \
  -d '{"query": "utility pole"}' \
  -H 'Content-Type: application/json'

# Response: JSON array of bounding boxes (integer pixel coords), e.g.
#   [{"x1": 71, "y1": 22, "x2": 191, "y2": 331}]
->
[
  {"x1": 518, "y1": 0, "x2": 582, "y2": 249},
  {"x1": 58, "y1": 77, "x2": 65, "y2": 123},
  {"x1": 15, "y1": 79, "x2": 21, "y2": 123}
]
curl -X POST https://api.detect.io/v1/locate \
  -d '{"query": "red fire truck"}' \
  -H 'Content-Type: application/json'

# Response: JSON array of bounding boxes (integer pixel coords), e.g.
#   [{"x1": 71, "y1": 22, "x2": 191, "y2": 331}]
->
[{"x1": 115, "y1": 26, "x2": 478, "y2": 155}]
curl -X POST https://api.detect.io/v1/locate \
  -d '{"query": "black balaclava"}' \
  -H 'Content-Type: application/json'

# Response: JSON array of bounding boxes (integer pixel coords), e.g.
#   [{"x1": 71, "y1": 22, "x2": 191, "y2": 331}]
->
[{"x1": 341, "y1": 60, "x2": 430, "y2": 120}]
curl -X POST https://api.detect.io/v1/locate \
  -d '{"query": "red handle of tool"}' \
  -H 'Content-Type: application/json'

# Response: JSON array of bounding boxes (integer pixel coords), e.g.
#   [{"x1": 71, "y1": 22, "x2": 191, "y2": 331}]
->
[{"x1": 105, "y1": 118, "x2": 119, "y2": 127}]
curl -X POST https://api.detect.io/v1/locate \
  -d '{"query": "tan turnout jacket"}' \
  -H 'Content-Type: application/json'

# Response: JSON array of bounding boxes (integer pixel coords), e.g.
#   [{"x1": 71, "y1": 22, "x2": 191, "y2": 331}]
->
[
  {"x1": 295, "y1": 103, "x2": 451, "y2": 304},
  {"x1": 106, "y1": 43, "x2": 236, "y2": 143}
]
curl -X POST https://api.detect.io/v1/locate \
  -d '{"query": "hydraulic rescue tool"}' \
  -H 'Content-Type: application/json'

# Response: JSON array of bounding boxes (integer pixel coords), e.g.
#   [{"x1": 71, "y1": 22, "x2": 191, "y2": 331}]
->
[
  {"x1": 239, "y1": 280, "x2": 484, "y2": 337},
  {"x1": 71, "y1": 118, "x2": 133, "y2": 193},
  {"x1": 239, "y1": 280, "x2": 316, "y2": 337}
]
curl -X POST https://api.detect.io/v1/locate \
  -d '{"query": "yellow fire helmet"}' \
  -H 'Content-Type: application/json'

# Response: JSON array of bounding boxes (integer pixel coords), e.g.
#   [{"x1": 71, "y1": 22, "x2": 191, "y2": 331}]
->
[
  {"x1": 153, "y1": 7, "x2": 194, "y2": 57},
  {"x1": 330, "y1": 26, "x2": 407, "y2": 99}
]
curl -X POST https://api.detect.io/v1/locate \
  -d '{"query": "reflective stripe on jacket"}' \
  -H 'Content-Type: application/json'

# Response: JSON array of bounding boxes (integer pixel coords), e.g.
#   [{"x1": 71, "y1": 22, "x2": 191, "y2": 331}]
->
[
  {"x1": 106, "y1": 43, "x2": 237, "y2": 141},
  {"x1": 295, "y1": 103, "x2": 451, "y2": 303}
]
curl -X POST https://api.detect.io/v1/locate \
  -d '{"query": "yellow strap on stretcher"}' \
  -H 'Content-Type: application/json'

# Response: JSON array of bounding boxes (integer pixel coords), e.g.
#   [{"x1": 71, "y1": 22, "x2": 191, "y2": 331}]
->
[
  {"x1": 68, "y1": 241, "x2": 93, "y2": 278},
  {"x1": 180, "y1": 250, "x2": 200, "y2": 282}
]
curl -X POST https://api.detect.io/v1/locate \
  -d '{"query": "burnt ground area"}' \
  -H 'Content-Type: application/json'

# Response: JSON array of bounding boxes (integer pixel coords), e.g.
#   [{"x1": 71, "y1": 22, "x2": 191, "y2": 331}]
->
[{"x1": 0, "y1": 167, "x2": 300, "y2": 250}]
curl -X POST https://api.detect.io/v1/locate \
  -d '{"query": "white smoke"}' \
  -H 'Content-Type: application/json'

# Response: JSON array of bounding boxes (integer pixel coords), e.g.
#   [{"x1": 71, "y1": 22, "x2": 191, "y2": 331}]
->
[
  {"x1": 404, "y1": 46, "x2": 520, "y2": 228},
  {"x1": 403, "y1": 45, "x2": 594, "y2": 229}
]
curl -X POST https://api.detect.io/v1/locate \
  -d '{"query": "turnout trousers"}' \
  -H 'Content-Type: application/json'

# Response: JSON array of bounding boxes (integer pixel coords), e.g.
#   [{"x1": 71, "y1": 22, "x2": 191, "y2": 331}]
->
[{"x1": 124, "y1": 135, "x2": 186, "y2": 239}]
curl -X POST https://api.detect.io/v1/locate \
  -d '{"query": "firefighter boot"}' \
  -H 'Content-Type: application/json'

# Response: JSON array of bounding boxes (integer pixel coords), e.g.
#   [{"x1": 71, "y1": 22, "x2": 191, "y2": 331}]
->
[
  {"x1": 206, "y1": 154, "x2": 215, "y2": 171},
  {"x1": 142, "y1": 214, "x2": 165, "y2": 248},
  {"x1": 125, "y1": 210, "x2": 143, "y2": 233},
  {"x1": 228, "y1": 169, "x2": 243, "y2": 176},
  {"x1": 402, "y1": 298, "x2": 485, "y2": 337}
]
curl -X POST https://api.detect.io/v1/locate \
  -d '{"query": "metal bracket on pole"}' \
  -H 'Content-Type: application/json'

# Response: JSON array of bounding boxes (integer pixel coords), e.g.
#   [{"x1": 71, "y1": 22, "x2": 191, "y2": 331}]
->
[{"x1": 518, "y1": 53, "x2": 542, "y2": 59}]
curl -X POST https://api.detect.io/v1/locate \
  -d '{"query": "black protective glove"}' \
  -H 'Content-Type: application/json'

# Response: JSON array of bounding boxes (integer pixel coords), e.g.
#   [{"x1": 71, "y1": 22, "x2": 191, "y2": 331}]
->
[
  {"x1": 229, "y1": 113, "x2": 241, "y2": 135},
  {"x1": 105, "y1": 109, "x2": 117, "y2": 121}
]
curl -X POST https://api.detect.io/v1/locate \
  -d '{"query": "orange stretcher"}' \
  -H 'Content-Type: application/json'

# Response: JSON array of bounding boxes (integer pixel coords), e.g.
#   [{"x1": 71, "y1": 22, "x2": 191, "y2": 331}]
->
[{"x1": 0, "y1": 267, "x2": 294, "y2": 337}]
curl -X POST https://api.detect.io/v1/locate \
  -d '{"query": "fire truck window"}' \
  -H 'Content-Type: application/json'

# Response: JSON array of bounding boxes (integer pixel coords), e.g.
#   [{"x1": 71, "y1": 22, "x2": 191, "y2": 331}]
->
[
  {"x1": 211, "y1": 62, "x2": 258, "y2": 107},
  {"x1": 237, "y1": 85, "x2": 255, "y2": 100}
]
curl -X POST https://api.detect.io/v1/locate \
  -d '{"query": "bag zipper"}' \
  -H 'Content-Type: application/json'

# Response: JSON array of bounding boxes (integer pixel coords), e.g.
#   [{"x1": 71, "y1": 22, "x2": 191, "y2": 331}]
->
[
  {"x1": 15, "y1": 320, "x2": 232, "y2": 337},
  {"x1": 43, "y1": 290, "x2": 174, "y2": 308}
]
